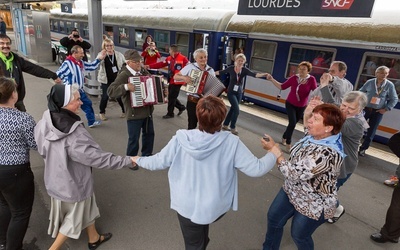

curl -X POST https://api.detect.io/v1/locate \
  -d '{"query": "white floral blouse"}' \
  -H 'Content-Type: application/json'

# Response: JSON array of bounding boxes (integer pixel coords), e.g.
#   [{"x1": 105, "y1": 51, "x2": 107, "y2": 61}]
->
[{"x1": 279, "y1": 141, "x2": 343, "y2": 220}]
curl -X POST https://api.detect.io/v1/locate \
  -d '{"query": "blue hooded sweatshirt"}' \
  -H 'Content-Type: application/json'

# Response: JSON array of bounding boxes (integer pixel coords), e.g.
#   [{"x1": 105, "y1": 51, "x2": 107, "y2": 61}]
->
[{"x1": 137, "y1": 129, "x2": 276, "y2": 225}]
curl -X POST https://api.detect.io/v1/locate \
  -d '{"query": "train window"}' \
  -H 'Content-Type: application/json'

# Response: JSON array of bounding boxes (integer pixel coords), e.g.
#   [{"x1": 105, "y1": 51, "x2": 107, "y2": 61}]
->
[
  {"x1": 286, "y1": 45, "x2": 335, "y2": 79},
  {"x1": 82, "y1": 23, "x2": 89, "y2": 39},
  {"x1": 357, "y1": 54, "x2": 400, "y2": 99},
  {"x1": 118, "y1": 27, "x2": 129, "y2": 46},
  {"x1": 105, "y1": 25, "x2": 114, "y2": 40},
  {"x1": 50, "y1": 20, "x2": 57, "y2": 31},
  {"x1": 66, "y1": 21, "x2": 73, "y2": 34},
  {"x1": 176, "y1": 33, "x2": 189, "y2": 57},
  {"x1": 134, "y1": 29, "x2": 147, "y2": 49},
  {"x1": 154, "y1": 30, "x2": 170, "y2": 53},
  {"x1": 250, "y1": 41, "x2": 276, "y2": 72},
  {"x1": 59, "y1": 21, "x2": 65, "y2": 33}
]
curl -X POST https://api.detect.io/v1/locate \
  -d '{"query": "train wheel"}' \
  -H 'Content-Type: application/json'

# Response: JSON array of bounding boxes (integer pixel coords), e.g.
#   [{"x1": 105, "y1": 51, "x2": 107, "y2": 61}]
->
[{"x1": 57, "y1": 52, "x2": 66, "y2": 65}]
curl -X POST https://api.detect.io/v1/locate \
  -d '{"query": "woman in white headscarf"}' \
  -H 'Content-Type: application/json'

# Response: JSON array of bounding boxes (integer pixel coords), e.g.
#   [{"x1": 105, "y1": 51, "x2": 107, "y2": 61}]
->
[{"x1": 34, "y1": 84, "x2": 135, "y2": 250}]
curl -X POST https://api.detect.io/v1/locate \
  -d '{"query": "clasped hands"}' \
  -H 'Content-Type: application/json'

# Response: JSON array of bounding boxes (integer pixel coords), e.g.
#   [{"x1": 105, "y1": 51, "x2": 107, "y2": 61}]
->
[{"x1": 261, "y1": 135, "x2": 284, "y2": 164}]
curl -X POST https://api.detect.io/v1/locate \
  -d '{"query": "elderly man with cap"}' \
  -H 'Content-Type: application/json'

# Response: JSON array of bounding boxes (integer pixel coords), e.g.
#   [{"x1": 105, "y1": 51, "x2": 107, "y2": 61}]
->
[
  {"x1": 34, "y1": 84, "x2": 135, "y2": 250},
  {"x1": 108, "y1": 49, "x2": 155, "y2": 170}
]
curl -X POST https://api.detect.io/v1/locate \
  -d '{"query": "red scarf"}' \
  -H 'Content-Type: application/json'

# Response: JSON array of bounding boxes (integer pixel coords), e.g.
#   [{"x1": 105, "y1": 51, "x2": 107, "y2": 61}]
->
[{"x1": 66, "y1": 55, "x2": 83, "y2": 69}]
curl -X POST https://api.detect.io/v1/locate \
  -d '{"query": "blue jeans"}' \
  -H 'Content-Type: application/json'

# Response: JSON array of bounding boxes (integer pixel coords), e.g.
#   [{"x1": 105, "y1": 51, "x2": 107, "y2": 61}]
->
[
  {"x1": 283, "y1": 101, "x2": 305, "y2": 145},
  {"x1": 79, "y1": 90, "x2": 96, "y2": 126},
  {"x1": 126, "y1": 117, "x2": 154, "y2": 156},
  {"x1": 262, "y1": 188, "x2": 326, "y2": 250},
  {"x1": 224, "y1": 91, "x2": 242, "y2": 129},
  {"x1": 360, "y1": 108, "x2": 384, "y2": 151}
]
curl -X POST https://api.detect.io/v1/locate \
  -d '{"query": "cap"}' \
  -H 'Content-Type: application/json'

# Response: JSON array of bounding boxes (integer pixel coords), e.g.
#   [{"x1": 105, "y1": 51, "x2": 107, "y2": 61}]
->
[{"x1": 124, "y1": 49, "x2": 142, "y2": 62}]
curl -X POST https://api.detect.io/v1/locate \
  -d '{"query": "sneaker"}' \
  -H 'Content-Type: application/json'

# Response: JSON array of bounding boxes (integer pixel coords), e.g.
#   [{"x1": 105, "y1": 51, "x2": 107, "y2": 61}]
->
[
  {"x1": 281, "y1": 138, "x2": 287, "y2": 146},
  {"x1": 384, "y1": 176, "x2": 399, "y2": 187},
  {"x1": 177, "y1": 107, "x2": 186, "y2": 116},
  {"x1": 88, "y1": 120, "x2": 101, "y2": 128},
  {"x1": 99, "y1": 113, "x2": 108, "y2": 121},
  {"x1": 231, "y1": 129, "x2": 239, "y2": 135},
  {"x1": 120, "y1": 113, "x2": 126, "y2": 118},
  {"x1": 358, "y1": 149, "x2": 366, "y2": 157},
  {"x1": 222, "y1": 125, "x2": 230, "y2": 131}
]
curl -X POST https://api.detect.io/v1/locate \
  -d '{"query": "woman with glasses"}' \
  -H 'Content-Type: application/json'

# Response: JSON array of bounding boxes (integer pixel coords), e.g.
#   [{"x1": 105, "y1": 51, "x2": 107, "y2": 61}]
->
[
  {"x1": 97, "y1": 38, "x2": 126, "y2": 120},
  {"x1": 215, "y1": 53, "x2": 268, "y2": 135}
]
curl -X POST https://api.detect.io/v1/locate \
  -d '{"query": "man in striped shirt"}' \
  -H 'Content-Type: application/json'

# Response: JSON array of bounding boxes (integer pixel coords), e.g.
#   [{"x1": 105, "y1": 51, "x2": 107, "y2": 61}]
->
[{"x1": 57, "y1": 45, "x2": 106, "y2": 127}]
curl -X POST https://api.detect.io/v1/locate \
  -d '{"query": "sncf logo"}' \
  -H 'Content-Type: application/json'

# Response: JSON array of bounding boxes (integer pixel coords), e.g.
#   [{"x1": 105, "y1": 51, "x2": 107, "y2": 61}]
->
[{"x1": 321, "y1": 0, "x2": 355, "y2": 10}]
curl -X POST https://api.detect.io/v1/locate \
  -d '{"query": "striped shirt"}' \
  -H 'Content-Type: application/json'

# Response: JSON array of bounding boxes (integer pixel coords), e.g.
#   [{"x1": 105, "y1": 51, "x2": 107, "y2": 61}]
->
[{"x1": 56, "y1": 59, "x2": 101, "y2": 88}]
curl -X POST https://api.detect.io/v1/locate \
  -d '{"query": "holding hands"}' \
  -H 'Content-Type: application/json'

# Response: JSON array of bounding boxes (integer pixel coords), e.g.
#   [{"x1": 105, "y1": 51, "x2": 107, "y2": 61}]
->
[
  {"x1": 96, "y1": 50, "x2": 107, "y2": 60},
  {"x1": 261, "y1": 134, "x2": 283, "y2": 163},
  {"x1": 319, "y1": 72, "x2": 333, "y2": 87}
]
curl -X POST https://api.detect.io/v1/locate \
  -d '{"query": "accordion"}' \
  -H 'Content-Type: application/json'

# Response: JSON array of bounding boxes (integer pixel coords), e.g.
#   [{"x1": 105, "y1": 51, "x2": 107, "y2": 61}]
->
[
  {"x1": 181, "y1": 69, "x2": 226, "y2": 97},
  {"x1": 129, "y1": 75, "x2": 167, "y2": 107}
]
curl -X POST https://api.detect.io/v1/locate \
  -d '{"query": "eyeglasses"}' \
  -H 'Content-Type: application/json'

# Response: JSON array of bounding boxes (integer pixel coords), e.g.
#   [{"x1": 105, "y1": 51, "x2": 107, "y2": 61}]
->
[{"x1": 0, "y1": 42, "x2": 11, "y2": 46}]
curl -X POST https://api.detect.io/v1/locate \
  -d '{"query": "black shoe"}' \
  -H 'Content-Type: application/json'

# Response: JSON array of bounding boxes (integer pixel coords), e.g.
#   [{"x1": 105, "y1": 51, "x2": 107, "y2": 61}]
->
[
  {"x1": 129, "y1": 165, "x2": 139, "y2": 171},
  {"x1": 178, "y1": 107, "x2": 186, "y2": 116},
  {"x1": 162, "y1": 114, "x2": 174, "y2": 119},
  {"x1": 88, "y1": 233, "x2": 112, "y2": 250},
  {"x1": 370, "y1": 232, "x2": 399, "y2": 243}
]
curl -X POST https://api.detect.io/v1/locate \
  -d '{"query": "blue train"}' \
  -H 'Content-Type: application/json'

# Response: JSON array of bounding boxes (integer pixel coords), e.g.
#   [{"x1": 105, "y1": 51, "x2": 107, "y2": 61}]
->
[{"x1": 49, "y1": 6, "x2": 400, "y2": 143}]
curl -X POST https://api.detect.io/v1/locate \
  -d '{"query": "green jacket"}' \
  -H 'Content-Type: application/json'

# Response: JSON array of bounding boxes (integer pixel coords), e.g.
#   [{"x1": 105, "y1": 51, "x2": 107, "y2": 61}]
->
[{"x1": 108, "y1": 65, "x2": 154, "y2": 120}]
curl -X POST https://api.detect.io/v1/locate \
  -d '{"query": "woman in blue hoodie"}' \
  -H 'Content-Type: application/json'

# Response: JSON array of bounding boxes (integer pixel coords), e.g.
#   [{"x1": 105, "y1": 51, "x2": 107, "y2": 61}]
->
[{"x1": 132, "y1": 95, "x2": 281, "y2": 250}]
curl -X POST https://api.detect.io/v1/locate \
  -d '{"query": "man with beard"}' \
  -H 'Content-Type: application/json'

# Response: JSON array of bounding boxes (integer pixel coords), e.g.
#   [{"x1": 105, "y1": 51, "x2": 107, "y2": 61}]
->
[{"x1": 0, "y1": 34, "x2": 61, "y2": 111}]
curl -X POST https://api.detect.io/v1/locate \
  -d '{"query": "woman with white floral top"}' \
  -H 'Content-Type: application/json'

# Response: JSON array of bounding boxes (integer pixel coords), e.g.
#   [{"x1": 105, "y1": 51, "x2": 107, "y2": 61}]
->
[{"x1": 261, "y1": 103, "x2": 345, "y2": 250}]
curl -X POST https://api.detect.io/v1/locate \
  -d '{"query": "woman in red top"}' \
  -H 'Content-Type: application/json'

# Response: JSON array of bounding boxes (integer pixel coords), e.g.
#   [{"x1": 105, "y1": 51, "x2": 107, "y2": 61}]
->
[
  {"x1": 266, "y1": 61, "x2": 317, "y2": 151},
  {"x1": 141, "y1": 42, "x2": 161, "y2": 65}
]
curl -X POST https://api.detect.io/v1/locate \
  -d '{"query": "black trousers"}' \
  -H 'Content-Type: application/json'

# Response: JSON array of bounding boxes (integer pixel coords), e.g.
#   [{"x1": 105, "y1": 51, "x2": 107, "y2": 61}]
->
[
  {"x1": 177, "y1": 213, "x2": 225, "y2": 250},
  {"x1": 187, "y1": 98, "x2": 198, "y2": 130},
  {"x1": 167, "y1": 84, "x2": 185, "y2": 116},
  {"x1": 100, "y1": 83, "x2": 125, "y2": 114},
  {"x1": 381, "y1": 184, "x2": 400, "y2": 240},
  {"x1": 0, "y1": 164, "x2": 34, "y2": 250}
]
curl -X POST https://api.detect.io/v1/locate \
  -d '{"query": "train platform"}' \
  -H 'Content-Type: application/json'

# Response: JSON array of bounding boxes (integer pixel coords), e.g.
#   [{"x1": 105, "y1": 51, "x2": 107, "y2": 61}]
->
[{"x1": 5, "y1": 33, "x2": 399, "y2": 249}]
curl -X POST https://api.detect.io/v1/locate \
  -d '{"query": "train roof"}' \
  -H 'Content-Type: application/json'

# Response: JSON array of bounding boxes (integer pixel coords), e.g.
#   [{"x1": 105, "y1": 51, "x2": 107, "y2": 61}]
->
[
  {"x1": 226, "y1": 6, "x2": 400, "y2": 45},
  {"x1": 50, "y1": 9, "x2": 235, "y2": 32}
]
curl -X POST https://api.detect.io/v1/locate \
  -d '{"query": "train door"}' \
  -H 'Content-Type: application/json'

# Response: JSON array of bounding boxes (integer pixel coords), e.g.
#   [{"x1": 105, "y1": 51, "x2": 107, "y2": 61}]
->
[
  {"x1": 190, "y1": 33, "x2": 209, "y2": 62},
  {"x1": 223, "y1": 37, "x2": 246, "y2": 67},
  {"x1": 193, "y1": 33, "x2": 209, "y2": 50}
]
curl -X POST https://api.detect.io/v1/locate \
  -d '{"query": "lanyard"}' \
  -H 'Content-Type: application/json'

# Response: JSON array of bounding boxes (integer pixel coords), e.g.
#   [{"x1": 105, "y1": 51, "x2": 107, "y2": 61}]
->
[
  {"x1": 375, "y1": 79, "x2": 386, "y2": 96},
  {"x1": 295, "y1": 77, "x2": 307, "y2": 102},
  {"x1": 107, "y1": 53, "x2": 115, "y2": 66}
]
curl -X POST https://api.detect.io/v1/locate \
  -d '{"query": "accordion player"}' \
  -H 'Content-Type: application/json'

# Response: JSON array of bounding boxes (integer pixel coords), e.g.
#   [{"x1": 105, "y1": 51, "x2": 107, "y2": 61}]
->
[
  {"x1": 181, "y1": 69, "x2": 226, "y2": 97},
  {"x1": 129, "y1": 75, "x2": 168, "y2": 107}
]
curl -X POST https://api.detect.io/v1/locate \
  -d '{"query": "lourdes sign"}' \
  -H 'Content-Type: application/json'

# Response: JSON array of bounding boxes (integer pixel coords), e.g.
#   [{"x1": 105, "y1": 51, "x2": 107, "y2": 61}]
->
[{"x1": 237, "y1": 0, "x2": 376, "y2": 17}]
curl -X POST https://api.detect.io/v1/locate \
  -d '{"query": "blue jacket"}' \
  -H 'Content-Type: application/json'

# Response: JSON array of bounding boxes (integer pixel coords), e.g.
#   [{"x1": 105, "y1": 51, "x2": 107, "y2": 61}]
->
[
  {"x1": 359, "y1": 78, "x2": 398, "y2": 110},
  {"x1": 137, "y1": 129, "x2": 276, "y2": 224}
]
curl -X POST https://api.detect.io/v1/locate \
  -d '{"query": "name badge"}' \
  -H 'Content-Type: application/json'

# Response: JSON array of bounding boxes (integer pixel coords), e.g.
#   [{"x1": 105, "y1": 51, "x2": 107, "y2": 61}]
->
[
  {"x1": 233, "y1": 85, "x2": 239, "y2": 92},
  {"x1": 371, "y1": 97, "x2": 380, "y2": 104},
  {"x1": 112, "y1": 66, "x2": 118, "y2": 73}
]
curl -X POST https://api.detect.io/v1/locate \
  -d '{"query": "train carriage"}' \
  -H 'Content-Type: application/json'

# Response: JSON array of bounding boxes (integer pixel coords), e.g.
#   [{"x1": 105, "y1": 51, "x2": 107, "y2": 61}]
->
[
  {"x1": 49, "y1": 9, "x2": 235, "y2": 71},
  {"x1": 49, "y1": 4, "x2": 400, "y2": 143},
  {"x1": 223, "y1": 6, "x2": 400, "y2": 143}
]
